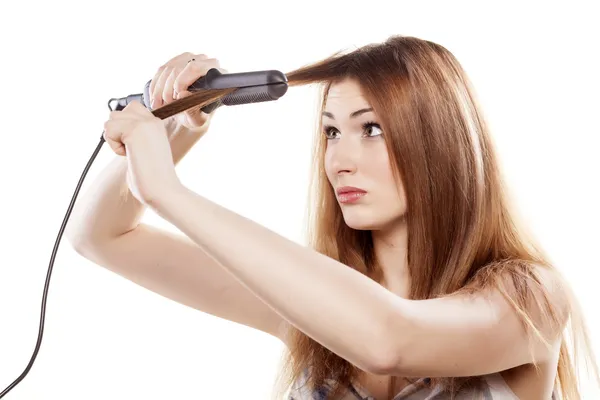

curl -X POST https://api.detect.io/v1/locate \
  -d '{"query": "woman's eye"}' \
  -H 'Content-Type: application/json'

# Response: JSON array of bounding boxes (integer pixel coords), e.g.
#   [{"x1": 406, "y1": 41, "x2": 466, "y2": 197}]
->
[
  {"x1": 363, "y1": 122, "x2": 383, "y2": 137},
  {"x1": 323, "y1": 126, "x2": 340, "y2": 140}
]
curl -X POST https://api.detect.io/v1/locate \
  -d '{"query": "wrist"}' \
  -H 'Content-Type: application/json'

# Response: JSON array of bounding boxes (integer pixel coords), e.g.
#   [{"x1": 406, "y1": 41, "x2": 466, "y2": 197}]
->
[
  {"x1": 170, "y1": 124, "x2": 209, "y2": 165},
  {"x1": 147, "y1": 181, "x2": 189, "y2": 216}
]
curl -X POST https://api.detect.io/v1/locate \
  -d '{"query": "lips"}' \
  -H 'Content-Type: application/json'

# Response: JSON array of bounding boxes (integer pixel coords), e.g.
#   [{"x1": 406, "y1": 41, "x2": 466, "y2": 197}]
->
[
  {"x1": 336, "y1": 186, "x2": 367, "y2": 195},
  {"x1": 336, "y1": 186, "x2": 367, "y2": 204}
]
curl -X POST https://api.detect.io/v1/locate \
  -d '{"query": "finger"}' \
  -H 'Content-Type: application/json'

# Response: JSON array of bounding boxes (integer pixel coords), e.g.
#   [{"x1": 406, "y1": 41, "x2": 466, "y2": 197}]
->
[
  {"x1": 149, "y1": 52, "x2": 206, "y2": 98},
  {"x1": 107, "y1": 135, "x2": 127, "y2": 156},
  {"x1": 148, "y1": 52, "x2": 189, "y2": 94},
  {"x1": 177, "y1": 90, "x2": 193, "y2": 99},
  {"x1": 162, "y1": 67, "x2": 180, "y2": 104},
  {"x1": 149, "y1": 52, "x2": 208, "y2": 102},
  {"x1": 151, "y1": 65, "x2": 173, "y2": 109},
  {"x1": 173, "y1": 90, "x2": 210, "y2": 128},
  {"x1": 102, "y1": 125, "x2": 126, "y2": 156},
  {"x1": 173, "y1": 57, "x2": 221, "y2": 94},
  {"x1": 148, "y1": 63, "x2": 171, "y2": 101},
  {"x1": 104, "y1": 117, "x2": 145, "y2": 147}
]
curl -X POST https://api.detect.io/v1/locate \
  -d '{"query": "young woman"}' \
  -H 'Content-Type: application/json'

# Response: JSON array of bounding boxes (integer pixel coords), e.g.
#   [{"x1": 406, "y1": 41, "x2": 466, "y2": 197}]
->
[{"x1": 67, "y1": 35, "x2": 598, "y2": 399}]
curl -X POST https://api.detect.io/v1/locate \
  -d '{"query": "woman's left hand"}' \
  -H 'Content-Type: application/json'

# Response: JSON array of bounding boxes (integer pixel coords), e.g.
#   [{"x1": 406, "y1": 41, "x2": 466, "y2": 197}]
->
[{"x1": 103, "y1": 100, "x2": 182, "y2": 206}]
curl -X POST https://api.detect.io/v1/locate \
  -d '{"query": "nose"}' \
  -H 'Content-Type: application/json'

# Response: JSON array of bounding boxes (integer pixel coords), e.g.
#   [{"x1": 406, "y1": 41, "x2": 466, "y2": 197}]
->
[{"x1": 328, "y1": 135, "x2": 359, "y2": 176}]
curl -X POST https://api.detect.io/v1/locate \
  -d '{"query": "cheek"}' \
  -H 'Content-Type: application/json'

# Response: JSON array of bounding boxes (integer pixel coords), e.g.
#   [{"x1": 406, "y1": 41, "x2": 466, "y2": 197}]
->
[
  {"x1": 323, "y1": 144, "x2": 341, "y2": 185},
  {"x1": 323, "y1": 152, "x2": 334, "y2": 183},
  {"x1": 371, "y1": 150, "x2": 395, "y2": 186},
  {"x1": 373, "y1": 154, "x2": 406, "y2": 204}
]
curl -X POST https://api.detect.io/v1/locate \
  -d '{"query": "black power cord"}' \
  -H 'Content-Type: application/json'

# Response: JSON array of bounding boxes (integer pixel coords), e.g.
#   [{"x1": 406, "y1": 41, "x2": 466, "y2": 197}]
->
[
  {"x1": 0, "y1": 104, "x2": 109, "y2": 398},
  {"x1": 0, "y1": 68, "x2": 287, "y2": 397}
]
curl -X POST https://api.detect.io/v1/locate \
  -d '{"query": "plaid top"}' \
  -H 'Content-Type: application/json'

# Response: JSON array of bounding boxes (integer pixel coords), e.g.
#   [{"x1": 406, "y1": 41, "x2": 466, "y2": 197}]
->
[{"x1": 288, "y1": 369, "x2": 558, "y2": 399}]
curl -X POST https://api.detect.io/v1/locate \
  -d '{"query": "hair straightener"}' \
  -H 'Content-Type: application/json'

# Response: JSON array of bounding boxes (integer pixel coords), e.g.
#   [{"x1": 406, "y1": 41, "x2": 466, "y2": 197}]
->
[{"x1": 0, "y1": 68, "x2": 288, "y2": 398}]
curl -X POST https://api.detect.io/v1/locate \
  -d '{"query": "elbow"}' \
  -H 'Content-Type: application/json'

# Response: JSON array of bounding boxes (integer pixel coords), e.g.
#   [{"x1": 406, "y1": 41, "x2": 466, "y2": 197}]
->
[
  {"x1": 65, "y1": 219, "x2": 121, "y2": 255},
  {"x1": 367, "y1": 353, "x2": 399, "y2": 376},
  {"x1": 65, "y1": 221, "x2": 103, "y2": 256},
  {"x1": 65, "y1": 221, "x2": 87, "y2": 252},
  {"x1": 367, "y1": 334, "x2": 406, "y2": 375},
  {"x1": 366, "y1": 298, "x2": 412, "y2": 375},
  {"x1": 66, "y1": 228, "x2": 94, "y2": 256}
]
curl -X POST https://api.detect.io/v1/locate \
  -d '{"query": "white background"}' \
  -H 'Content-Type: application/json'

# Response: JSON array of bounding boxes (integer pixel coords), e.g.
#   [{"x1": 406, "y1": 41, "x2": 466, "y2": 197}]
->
[{"x1": 0, "y1": 0, "x2": 598, "y2": 398}]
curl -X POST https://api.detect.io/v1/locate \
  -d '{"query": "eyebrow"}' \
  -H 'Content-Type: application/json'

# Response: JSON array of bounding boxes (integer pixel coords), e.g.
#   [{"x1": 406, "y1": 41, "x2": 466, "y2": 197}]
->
[{"x1": 322, "y1": 107, "x2": 373, "y2": 120}]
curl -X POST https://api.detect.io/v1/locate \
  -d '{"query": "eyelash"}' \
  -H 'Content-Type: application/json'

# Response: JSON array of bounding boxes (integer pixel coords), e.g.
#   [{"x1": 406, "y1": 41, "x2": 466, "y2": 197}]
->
[{"x1": 323, "y1": 121, "x2": 382, "y2": 140}]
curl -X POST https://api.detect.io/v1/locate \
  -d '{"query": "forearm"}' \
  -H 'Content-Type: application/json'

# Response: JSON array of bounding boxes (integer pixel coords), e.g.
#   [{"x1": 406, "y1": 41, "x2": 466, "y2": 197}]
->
[
  {"x1": 151, "y1": 184, "x2": 396, "y2": 372},
  {"x1": 66, "y1": 155, "x2": 144, "y2": 244},
  {"x1": 67, "y1": 120, "x2": 206, "y2": 244}
]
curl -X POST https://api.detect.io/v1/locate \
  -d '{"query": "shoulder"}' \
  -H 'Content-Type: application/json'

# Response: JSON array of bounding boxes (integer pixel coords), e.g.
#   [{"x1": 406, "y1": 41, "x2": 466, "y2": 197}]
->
[
  {"x1": 487, "y1": 261, "x2": 569, "y2": 365},
  {"x1": 522, "y1": 263, "x2": 570, "y2": 338},
  {"x1": 473, "y1": 260, "x2": 570, "y2": 338}
]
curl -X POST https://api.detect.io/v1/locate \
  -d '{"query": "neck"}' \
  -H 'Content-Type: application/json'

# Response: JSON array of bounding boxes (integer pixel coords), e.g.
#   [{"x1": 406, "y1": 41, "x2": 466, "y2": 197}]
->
[{"x1": 371, "y1": 216, "x2": 410, "y2": 297}]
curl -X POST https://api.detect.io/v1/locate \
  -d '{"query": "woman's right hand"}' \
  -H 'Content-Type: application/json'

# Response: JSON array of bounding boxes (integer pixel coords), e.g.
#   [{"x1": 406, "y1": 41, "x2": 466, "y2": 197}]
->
[{"x1": 148, "y1": 52, "x2": 225, "y2": 136}]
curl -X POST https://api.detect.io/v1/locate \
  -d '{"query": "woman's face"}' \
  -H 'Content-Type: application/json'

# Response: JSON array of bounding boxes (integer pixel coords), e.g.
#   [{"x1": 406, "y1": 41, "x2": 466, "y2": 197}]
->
[{"x1": 323, "y1": 78, "x2": 407, "y2": 231}]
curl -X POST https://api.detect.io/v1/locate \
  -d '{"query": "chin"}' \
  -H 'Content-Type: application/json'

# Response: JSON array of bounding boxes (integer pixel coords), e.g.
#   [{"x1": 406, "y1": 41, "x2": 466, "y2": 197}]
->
[
  {"x1": 341, "y1": 208, "x2": 406, "y2": 231},
  {"x1": 341, "y1": 211, "x2": 386, "y2": 231}
]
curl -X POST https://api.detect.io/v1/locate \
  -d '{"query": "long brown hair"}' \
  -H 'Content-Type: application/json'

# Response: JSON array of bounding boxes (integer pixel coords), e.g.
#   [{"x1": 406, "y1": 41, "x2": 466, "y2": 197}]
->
[{"x1": 151, "y1": 35, "x2": 598, "y2": 399}]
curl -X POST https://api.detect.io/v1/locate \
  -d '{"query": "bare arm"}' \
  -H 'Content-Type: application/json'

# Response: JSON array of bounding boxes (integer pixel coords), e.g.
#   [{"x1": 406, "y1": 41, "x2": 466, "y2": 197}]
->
[
  {"x1": 149, "y1": 184, "x2": 569, "y2": 376},
  {"x1": 66, "y1": 119, "x2": 285, "y2": 340},
  {"x1": 72, "y1": 223, "x2": 285, "y2": 339},
  {"x1": 382, "y1": 266, "x2": 568, "y2": 377}
]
